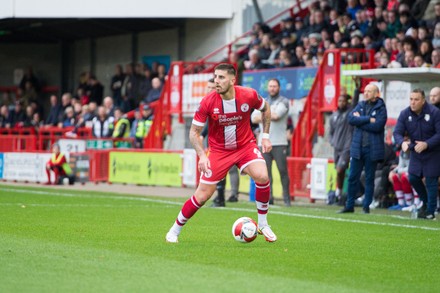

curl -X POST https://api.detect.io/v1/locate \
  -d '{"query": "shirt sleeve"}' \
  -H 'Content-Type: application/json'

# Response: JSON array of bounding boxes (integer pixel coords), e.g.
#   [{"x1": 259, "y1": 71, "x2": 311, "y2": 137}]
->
[{"x1": 192, "y1": 98, "x2": 208, "y2": 127}]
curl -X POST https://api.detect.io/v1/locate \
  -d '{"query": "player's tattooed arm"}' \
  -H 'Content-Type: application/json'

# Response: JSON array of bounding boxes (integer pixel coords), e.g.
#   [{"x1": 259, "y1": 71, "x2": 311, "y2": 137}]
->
[
  {"x1": 190, "y1": 123, "x2": 210, "y2": 172},
  {"x1": 260, "y1": 100, "x2": 271, "y2": 134}
]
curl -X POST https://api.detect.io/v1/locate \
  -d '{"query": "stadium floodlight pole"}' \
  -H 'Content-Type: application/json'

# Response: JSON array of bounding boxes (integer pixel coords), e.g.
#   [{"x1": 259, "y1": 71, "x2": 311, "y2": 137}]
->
[{"x1": 252, "y1": 0, "x2": 264, "y2": 24}]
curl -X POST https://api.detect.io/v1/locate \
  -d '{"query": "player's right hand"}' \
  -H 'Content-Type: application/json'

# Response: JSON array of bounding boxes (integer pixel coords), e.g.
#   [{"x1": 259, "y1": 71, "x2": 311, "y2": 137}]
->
[{"x1": 198, "y1": 154, "x2": 211, "y2": 173}]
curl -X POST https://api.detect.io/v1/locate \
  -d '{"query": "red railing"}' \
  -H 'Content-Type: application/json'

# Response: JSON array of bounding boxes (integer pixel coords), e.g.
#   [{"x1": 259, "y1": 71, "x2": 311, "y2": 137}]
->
[
  {"x1": 89, "y1": 150, "x2": 110, "y2": 183},
  {"x1": 289, "y1": 48, "x2": 375, "y2": 199},
  {"x1": 0, "y1": 135, "x2": 37, "y2": 152}
]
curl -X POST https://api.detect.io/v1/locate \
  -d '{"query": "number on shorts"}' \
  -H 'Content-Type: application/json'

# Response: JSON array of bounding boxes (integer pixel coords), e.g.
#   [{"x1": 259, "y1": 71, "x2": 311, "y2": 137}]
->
[{"x1": 254, "y1": 148, "x2": 263, "y2": 159}]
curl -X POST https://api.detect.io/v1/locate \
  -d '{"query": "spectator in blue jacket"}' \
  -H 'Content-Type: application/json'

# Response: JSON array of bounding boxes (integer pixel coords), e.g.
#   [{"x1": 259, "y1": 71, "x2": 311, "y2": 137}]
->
[
  {"x1": 393, "y1": 88, "x2": 440, "y2": 220},
  {"x1": 339, "y1": 83, "x2": 387, "y2": 214}
]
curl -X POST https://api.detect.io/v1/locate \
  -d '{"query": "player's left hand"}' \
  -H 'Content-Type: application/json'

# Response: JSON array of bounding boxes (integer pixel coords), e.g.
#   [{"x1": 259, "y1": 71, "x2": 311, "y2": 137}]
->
[{"x1": 261, "y1": 138, "x2": 272, "y2": 153}]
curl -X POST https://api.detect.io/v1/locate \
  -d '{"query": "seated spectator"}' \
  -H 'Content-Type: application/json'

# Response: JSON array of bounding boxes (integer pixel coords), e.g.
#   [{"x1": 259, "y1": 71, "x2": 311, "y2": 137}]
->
[
  {"x1": 9, "y1": 100, "x2": 26, "y2": 127},
  {"x1": 0, "y1": 105, "x2": 11, "y2": 128},
  {"x1": 414, "y1": 54, "x2": 429, "y2": 67},
  {"x1": 58, "y1": 106, "x2": 76, "y2": 128},
  {"x1": 388, "y1": 150, "x2": 420, "y2": 210},
  {"x1": 294, "y1": 45, "x2": 306, "y2": 67},
  {"x1": 346, "y1": 0, "x2": 362, "y2": 20},
  {"x1": 378, "y1": 52, "x2": 390, "y2": 68},
  {"x1": 72, "y1": 95, "x2": 81, "y2": 112},
  {"x1": 262, "y1": 38, "x2": 281, "y2": 66},
  {"x1": 45, "y1": 95, "x2": 62, "y2": 127},
  {"x1": 91, "y1": 106, "x2": 114, "y2": 138},
  {"x1": 417, "y1": 26, "x2": 430, "y2": 45},
  {"x1": 399, "y1": 11, "x2": 417, "y2": 34},
  {"x1": 258, "y1": 33, "x2": 272, "y2": 61},
  {"x1": 427, "y1": 2, "x2": 440, "y2": 32},
  {"x1": 103, "y1": 96, "x2": 116, "y2": 117},
  {"x1": 144, "y1": 77, "x2": 163, "y2": 104},
  {"x1": 30, "y1": 112, "x2": 43, "y2": 130},
  {"x1": 403, "y1": 49, "x2": 416, "y2": 67},
  {"x1": 277, "y1": 48, "x2": 296, "y2": 68},
  {"x1": 354, "y1": 9, "x2": 368, "y2": 35},
  {"x1": 130, "y1": 108, "x2": 142, "y2": 142},
  {"x1": 303, "y1": 53, "x2": 315, "y2": 67},
  {"x1": 310, "y1": 9, "x2": 328, "y2": 33},
  {"x1": 308, "y1": 33, "x2": 322, "y2": 56},
  {"x1": 280, "y1": 31, "x2": 295, "y2": 54},
  {"x1": 431, "y1": 48, "x2": 440, "y2": 68},
  {"x1": 333, "y1": 30, "x2": 344, "y2": 48},
  {"x1": 244, "y1": 49, "x2": 267, "y2": 70},
  {"x1": 23, "y1": 105, "x2": 34, "y2": 127},
  {"x1": 280, "y1": 17, "x2": 295, "y2": 35},
  {"x1": 432, "y1": 23, "x2": 440, "y2": 49},
  {"x1": 293, "y1": 17, "x2": 306, "y2": 43},
  {"x1": 386, "y1": 9, "x2": 401, "y2": 38}
]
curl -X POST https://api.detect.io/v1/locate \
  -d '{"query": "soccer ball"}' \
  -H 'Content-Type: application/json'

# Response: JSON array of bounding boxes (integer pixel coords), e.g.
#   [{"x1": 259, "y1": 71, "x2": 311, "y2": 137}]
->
[{"x1": 232, "y1": 217, "x2": 258, "y2": 243}]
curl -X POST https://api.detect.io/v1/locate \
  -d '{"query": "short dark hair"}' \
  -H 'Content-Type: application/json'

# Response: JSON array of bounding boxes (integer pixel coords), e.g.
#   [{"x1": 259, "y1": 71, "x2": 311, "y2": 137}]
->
[
  {"x1": 340, "y1": 94, "x2": 351, "y2": 102},
  {"x1": 268, "y1": 78, "x2": 280, "y2": 86},
  {"x1": 214, "y1": 63, "x2": 236, "y2": 76},
  {"x1": 412, "y1": 88, "x2": 425, "y2": 98}
]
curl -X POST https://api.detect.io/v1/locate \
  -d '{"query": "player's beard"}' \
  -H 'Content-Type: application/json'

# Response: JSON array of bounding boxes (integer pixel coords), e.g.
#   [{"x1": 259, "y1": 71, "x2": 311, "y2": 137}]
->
[{"x1": 216, "y1": 83, "x2": 230, "y2": 95}]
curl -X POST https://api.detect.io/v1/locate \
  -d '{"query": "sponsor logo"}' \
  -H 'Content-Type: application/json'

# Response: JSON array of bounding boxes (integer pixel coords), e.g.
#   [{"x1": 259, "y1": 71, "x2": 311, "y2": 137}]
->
[
  {"x1": 218, "y1": 114, "x2": 243, "y2": 126},
  {"x1": 241, "y1": 103, "x2": 249, "y2": 112},
  {"x1": 213, "y1": 108, "x2": 220, "y2": 114}
]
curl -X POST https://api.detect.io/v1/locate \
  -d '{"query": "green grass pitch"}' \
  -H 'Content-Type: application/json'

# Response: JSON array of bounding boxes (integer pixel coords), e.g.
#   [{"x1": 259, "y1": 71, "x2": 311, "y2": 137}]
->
[{"x1": 1, "y1": 184, "x2": 439, "y2": 292}]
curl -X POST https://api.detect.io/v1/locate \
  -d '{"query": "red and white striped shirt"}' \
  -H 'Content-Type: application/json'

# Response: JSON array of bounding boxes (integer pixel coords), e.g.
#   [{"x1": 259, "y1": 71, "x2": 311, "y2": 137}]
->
[{"x1": 193, "y1": 86, "x2": 264, "y2": 152}]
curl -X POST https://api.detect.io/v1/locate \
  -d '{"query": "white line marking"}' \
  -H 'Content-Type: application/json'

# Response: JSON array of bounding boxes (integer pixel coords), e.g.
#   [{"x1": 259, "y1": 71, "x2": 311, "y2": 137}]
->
[{"x1": 1, "y1": 187, "x2": 439, "y2": 231}]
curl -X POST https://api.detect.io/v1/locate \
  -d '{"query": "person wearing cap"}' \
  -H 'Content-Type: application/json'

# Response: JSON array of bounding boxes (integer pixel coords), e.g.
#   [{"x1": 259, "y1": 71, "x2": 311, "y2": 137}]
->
[
  {"x1": 134, "y1": 104, "x2": 153, "y2": 148},
  {"x1": 280, "y1": 16, "x2": 294, "y2": 35},
  {"x1": 293, "y1": 16, "x2": 306, "y2": 43},
  {"x1": 45, "y1": 143, "x2": 75, "y2": 185}
]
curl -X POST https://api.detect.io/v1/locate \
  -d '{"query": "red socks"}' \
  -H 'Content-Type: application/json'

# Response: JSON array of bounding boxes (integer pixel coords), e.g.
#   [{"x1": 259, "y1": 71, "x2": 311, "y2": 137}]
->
[
  {"x1": 255, "y1": 181, "x2": 270, "y2": 215},
  {"x1": 176, "y1": 195, "x2": 202, "y2": 226}
]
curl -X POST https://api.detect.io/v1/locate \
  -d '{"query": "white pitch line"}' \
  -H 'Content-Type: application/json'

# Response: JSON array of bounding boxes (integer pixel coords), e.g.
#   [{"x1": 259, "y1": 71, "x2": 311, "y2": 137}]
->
[{"x1": 1, "y1": 187, "x2": 439, "y2": 231}]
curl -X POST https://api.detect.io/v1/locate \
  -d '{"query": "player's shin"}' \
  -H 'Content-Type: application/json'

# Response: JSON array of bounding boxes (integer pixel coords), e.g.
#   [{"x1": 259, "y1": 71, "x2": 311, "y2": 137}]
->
[
  {"x1": 169, "y1": 195, "x2": 202, "y2": 236},
  {"x1": 255, "y1": 181, "x2": 270, "y2": 227}
]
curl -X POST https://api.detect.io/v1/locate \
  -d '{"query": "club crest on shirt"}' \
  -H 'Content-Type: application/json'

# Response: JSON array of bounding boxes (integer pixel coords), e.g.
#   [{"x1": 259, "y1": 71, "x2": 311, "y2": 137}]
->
[
  {"x1": 425, "y1": 114, "x2": 430, "y2": 121},
  {"x1": 241, "y1": 103, "x2": 249, "y2": 112},
  {"x1": 408, "y1": 116, "x2": 412, "y2": 122},
  {"x1": 371, "y1": 110, "x2": 376, "y2": 116},
  {"x1": 204, "y1": 169, "x2": 212, "y2": 178}
]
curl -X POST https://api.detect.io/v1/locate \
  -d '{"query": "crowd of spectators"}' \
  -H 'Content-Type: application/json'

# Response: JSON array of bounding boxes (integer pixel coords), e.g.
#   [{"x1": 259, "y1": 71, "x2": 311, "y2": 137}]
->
[
  {"x1": 0, "y1": 62, "x2": 164, "y2": 147},
  {"x1": 234, "y1": 0, "x2": 440, "y2": 72}
]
